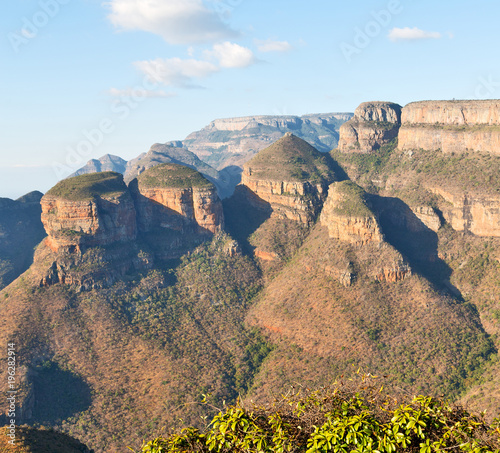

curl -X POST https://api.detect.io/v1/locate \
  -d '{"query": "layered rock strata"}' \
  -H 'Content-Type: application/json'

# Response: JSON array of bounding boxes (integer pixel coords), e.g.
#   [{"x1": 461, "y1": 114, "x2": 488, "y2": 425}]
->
[
  {"x1": 428, "y1": 186, "x2": 500, "y2": 237},
  {"x1": 241, "y1": 177, "x2": 328, "y2": 224},
  {"x1": 319, "y1": 181, "x2": 384, "y2": 246},
  {"x1": 398, "y1": 100, "x2": 500, "y2": 154},
  {"x1": 241, "y1": 133, "x2": 336, "y2": 224},
  {"x1": 130, "y1": 163, "x2": 224, "y2": 235},
  {"x1": 319, "y1": 181, "x2": 411, "y2": 283},
  {"x1": 41, "y1": 172, "x2": 137, "y2": 254},
  {"x1": 39, "y1": 166, "x2": 225, "y2": 287},
  {"x1": 338, "y1": 102, "x2": 402, "y2": 152}
]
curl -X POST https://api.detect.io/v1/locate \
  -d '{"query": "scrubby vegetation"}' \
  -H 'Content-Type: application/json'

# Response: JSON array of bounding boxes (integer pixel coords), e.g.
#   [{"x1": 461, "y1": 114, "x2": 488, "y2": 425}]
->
[
  {"x1": 137, "y1": 163, "x2": 213, "y2": 189},
  {"x1": 329, "y1": 181, "x2": 374, "y2": 218},
  {"x1": 246, "y1": 134, "x2": 337, "y2": 183},
  {"x1": 137, "y1": 374, "x2": 500, "y2": 453},
  {"x1": 46, "y1": 171, "x2": 128, "y2": 201},
  {"x1": 332, "y1": 141, "x2": 500, "y2": 197}
]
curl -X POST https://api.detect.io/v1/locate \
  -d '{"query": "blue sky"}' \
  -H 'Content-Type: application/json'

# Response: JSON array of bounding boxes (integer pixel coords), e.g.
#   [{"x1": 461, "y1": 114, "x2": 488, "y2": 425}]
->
[{"x1": 2, "y1": 0, "x2": 500, "y2": 198}]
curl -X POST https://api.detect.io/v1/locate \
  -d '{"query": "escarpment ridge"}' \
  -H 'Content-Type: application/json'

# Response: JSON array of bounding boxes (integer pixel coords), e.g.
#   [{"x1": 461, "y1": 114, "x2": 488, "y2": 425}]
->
[{"x1": 398, "y1": 100, "x2": 500, "y2": 154}]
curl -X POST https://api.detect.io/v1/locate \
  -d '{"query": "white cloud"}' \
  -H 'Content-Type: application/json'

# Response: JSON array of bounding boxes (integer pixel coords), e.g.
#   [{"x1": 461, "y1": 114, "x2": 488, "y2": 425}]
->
[
  {"x1": 255, "y1": 39, "x2": 292, "y2": 52},
  {"x1": 204, "y1": 41, "x2": 255, "y2": 68},
  {"x1": 106, "y1": 0, "x2": 237, "y2": 44},
  {"x1": 134, "y1": 57, "x2": 219, "y2": 88},
  {"x1": 388, "y1": 27, "x2": 442, "y2": 42},
  {"x1": 108, "y1": 87, "x2": 176, "y2": 98}
]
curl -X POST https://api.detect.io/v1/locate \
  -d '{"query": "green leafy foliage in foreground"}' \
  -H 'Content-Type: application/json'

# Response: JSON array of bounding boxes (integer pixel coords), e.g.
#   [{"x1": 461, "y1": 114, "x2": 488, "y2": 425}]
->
[{"x1": 137, "y1": 375, "x2": 500, "y2": 453}]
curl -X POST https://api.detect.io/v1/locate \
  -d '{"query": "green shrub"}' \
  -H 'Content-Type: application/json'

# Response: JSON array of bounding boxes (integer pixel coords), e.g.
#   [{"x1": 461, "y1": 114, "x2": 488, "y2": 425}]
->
[{"x1": 136, "y1": 374, "x2": 500, "y2": 452}]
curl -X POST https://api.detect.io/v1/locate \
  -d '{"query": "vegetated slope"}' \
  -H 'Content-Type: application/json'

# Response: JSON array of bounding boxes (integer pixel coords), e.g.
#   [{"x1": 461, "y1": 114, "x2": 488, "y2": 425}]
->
[
  {"x1": 0, "y1": 191, "x2": 46, "y2": 290},
  {"x1": 46, "y1": 172, "x2": 128, "y2": 201},
  {"x1": 243, "y1": 132, "x2": 336, "y2": 183},
  {"x1": 134, "y1": 163, "x2": 213, "y2": 189},
  {"x1": 222, "y1": 136, "x2": 493, "y2": 405},
  {"x1": 244, "y1": 222, "x2": 492, "y2": 402},
  {"x1": 0, "y1": 234, "x2": 269, "y2": 452},
  {"x1": 331, "y1": 138, "x2": 500, "y2": 418}
]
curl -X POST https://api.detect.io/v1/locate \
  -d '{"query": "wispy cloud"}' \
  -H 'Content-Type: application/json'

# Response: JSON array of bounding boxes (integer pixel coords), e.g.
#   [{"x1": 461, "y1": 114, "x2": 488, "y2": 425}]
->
[
  {"x1": 106, "y1": 0, "x2": 237, "y2": 44},
  {"x1": 135, "y1": 42, "x2": 256, "y2": 88},
  {"x1": 134, "y1": 57, "x2": 219, "y2": 88},
  {"x1": 108, "y1": 87, "x2": 176, "y2": 98},
  {"x1": 388, "y1": 27, "x2": 442, "y2": 42},
  {"x1": 204, "y1": 42, "x2": 255, "y2": 68},
  {"x1": 255, "y1": 39, "x2": 292, "y2": 52}
]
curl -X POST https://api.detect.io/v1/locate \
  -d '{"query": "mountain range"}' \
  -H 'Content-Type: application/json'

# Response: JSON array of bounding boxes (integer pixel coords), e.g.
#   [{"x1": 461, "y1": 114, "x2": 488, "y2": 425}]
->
[
  {"x1": 1, "y1": 100, "x2": 500, "y2": 452},
  {"x1": 71, "y1": 112, "x2": 353, "y2": 199}
]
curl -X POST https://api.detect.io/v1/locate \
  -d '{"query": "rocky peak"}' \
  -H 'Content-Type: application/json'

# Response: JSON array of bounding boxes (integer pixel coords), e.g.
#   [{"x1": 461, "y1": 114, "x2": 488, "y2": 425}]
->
[
  {"x1": 338, "y1": 101, "x2": 402, "y2": 153},
  {"x1": 241, "y1": 134, "x2": 337, "y2": 224},
  {"x1": 71, "y1": 154, "x2": 127, "y2": 177},
  {"x1": 41, "y1": 172, "x2": 137, "y2": 254},
  {"x1": 354, "y1": 101, "x2": 402, "y2": 123}
]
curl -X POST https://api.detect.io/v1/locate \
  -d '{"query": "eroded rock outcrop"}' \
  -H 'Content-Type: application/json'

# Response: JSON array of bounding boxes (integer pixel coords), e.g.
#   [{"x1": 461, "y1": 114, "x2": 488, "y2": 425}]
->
[
  {"x1": 130, "y1": 163, "x2": 224, "y2": 235},
  {"x1": 41, "y1": 172, "x2": 137, "y2": 254},
  {"x1": 241, "y1": 133, "x2": 337, "y2": 224},
  {"x1": 399, "y1": 100, "x2": 500, "y2": 154},
  {"x1": 319, "y1": 181, "x2": 411, "y2": 283},
  {"x1": 319, "y1": 181, "x2": 384, "y2": 245},
  {"x1": 338, "y1": 102, "x2": 402, "y2": 153},
  {"x1": 39, "y1": 166, "x2": 225, "y2": 287}
]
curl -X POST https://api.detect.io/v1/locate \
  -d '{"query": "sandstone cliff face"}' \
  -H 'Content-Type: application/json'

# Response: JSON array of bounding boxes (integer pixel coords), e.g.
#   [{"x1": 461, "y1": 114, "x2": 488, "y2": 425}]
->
[
  {"x1": 318, "y1": 182, "x2": 411, "y2": 283},
  {"x1": 130, "y1": 163, "x2": 224, "y2": 236},
  {"x1": 374, "y1": 258, "x2": 412, "y2": 283},
  {"x1": 428, "y1": 186, "x2": 500, "y2": 236},
  {"x1": 241, "y1": 174, "x2": 327, "y2": 224},
  {"x1": 402, "y1": 100, "x2": 500, "y2": 125},
  {"x1": 41, "y1": 193, "x2": 137, "y2": 253},
  {"x1": 338, "y1": 102, "x2": 402, "y2": 153},
  {"x1": 409, "y1": 206, "x2": 442, "y2": 232},
  {"x1": 319, "y1": 182, "x2": 384, "y2": 246},
  {"x1": 133, "y1": 185, "x2": 224, "y2": 235},
  {"x1": 240, "y1": 133, "x2": 336, "y2": 224},
  {"x1": 399, "y1": 100, "x2": 500, "y2": 154},
  {"x1": 354, "y1": 101, "x2": 402, "y2": 123}
]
